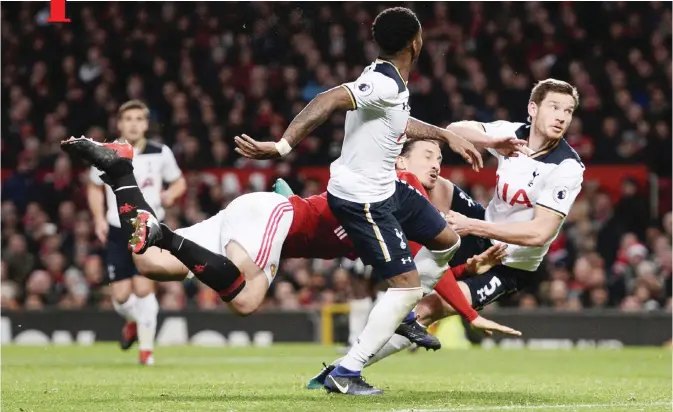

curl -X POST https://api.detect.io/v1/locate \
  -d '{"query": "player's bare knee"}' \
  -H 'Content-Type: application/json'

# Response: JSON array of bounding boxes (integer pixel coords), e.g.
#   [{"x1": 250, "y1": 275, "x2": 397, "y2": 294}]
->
[
  {"x1": 415, "y1": 294, "x2": 446, "y2": 324},
  {"x1": 228, "y1": 297, "x2": 256, "y2": 316},
  {"x1": 386, "y1": 270, "x2": 421, "y2": 288},
  {"x1": 423, "y1": 226, "x2": 460, "y2": 251},
  {"x1": 132, "y1": 275, "x2": 154, "y2": 297},
  {"x1": 111, "y1": 280, "x2": 133, "y2": 303}
]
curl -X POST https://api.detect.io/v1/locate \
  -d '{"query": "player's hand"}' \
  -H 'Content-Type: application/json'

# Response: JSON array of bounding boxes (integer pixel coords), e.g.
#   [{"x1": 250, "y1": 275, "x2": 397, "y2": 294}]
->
[
  {"x1": 234, "y1": 134, "x2": 282, "y2": 160},
  {"x1": 447, "y1": 136, "x2": 483, "y2": 172},
  {"x1": 446, "y1": 210, "x2": 473, "y2": 237},
  {"x1": 466, "y1": 244, "x2": 508, "y2": 275},
  {"x1": 470, "y1": 315, "x2": 522, "y2": 337},
  {"x1": 94, "y1": 218, "x2": 109, "y2": 244},
  {"x1": 161, "y1": 190, "x2": 175, "y2": 207},
  {"x1": 485, "y1": 136, "x2": 528, "y2": 158}
]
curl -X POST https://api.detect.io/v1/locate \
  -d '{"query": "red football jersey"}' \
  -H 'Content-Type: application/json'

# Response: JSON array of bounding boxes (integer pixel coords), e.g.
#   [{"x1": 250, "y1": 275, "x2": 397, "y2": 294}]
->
[{"x1": 282, "y1": 170, "x2": 430, "y2": 260}]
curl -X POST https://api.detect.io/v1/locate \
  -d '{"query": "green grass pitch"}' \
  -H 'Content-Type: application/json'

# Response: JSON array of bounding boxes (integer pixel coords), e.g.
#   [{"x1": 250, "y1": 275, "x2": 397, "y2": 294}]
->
[{"x1": 2, "y1": 344, "x2": 671, "y2": 412}]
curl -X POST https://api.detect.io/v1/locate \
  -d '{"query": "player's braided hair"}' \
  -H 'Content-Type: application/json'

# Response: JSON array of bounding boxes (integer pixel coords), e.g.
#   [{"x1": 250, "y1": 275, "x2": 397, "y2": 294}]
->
[{"x1": 372, "y1": 7, "x2": 421, "y2": 56}]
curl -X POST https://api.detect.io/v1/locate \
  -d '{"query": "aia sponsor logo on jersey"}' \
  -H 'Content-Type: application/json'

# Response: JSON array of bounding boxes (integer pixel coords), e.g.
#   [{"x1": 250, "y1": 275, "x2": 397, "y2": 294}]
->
[{"x1": 495, "y1": 174, "x2": 532, "y2": 208}]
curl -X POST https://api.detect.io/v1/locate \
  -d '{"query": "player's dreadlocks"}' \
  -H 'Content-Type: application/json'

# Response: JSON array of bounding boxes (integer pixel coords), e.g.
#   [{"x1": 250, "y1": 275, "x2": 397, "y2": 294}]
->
[{"x1": 372, "y1": 7, "x2": 421, "y2": 56}]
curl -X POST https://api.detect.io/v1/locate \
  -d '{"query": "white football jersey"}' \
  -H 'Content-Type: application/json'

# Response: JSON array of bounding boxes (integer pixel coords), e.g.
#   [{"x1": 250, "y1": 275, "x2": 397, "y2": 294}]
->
[
  {"x1": 89, "y1": 140, "x2": 182, "y2": 228},
  {"x1": 327, "y1": 59, "x2": 411, "y2": 203},
  {"x1": 481, "y1": 121, "x2": 584, "y2": 271}
]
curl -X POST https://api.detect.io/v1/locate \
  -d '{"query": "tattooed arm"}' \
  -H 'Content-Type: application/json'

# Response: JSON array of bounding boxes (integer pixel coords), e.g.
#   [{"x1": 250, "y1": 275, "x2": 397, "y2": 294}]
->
[
  {"x1": 281, "y1": 86, "x2": 354, "y2": 147},
  {"x1": 234, "y1": 86, "x2": 354, "y2": 160},
  {"x1": 406, "y1": 117, "x2": 484, "y2": 170}
]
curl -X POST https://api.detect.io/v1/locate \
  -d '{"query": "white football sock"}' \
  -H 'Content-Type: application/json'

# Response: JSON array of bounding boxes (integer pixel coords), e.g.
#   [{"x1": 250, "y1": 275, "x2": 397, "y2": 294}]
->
[
  {"x1": 330, "y1": 331, "x2": 414, "y2": 368},
  {"x1": 348, "y1": 297, "x2": 373, "y2": 346},
  {"x1": 417, "y1": 239, "x2": 461, "y2": 294},
  {"x1": 134, "y1": 293, "x2": 159, "y2": 351},
  {"x1": 112, "y1": 294, "x2": 138, "y2": 322},
  {"x1": 339, "y1": 287, "x2": 423, "y2": 372},
  {"x1": 365, "y1": 334, "x2": 412, "y2": 367}
]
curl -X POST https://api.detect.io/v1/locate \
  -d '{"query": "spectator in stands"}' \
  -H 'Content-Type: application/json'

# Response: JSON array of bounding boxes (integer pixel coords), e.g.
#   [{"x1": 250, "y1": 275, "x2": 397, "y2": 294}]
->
[{"x1": 0, "y1": 2, "x2": 670, "y2": 311}]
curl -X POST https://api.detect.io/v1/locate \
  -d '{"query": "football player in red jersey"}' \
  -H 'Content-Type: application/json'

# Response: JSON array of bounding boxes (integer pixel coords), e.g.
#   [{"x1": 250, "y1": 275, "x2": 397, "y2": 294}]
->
[{"x1": 61, "y1": 137, "x2": 519, "y2": 336}]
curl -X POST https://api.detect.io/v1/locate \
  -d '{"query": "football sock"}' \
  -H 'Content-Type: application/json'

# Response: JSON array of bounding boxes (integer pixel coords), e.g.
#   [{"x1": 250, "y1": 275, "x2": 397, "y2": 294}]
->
[
  {"x1": 338, "y1": 287, "x2": 422, "y2": 373},
  {"x1": 135, "y1": 293, "x2": 159, "y2": 351},
  {"x1": 348, "y1": 297, "x2": 373, "y2": 347},
  {"x1": 110, "y1": 173, "x2": 158, "y2": 229},
  {"x1": 112, "y1": 293, "x2": 138, "y2": 322},
  {"x1": 97, "y1": 161, "x2": 157, "y2": 237},
  {"x1": 450, "y1": 264, "x2": 468, "y2": 279},
  {"x1": 433, "y1": 270, "x2": 478, "y2": 322},
  {"x1": 159, "y1": 226, "x2": 245, "y2": 302},
  {"x1": 364, "y1": 334, "x2": 412, "y2": 367},
  {"x1": 415, "y1": 241, "x2": 461, "y2": 294}
]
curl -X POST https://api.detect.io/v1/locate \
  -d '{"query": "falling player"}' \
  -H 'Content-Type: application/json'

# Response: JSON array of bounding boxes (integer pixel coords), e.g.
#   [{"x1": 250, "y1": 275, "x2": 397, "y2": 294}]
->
[
  {"x1": 61, "y1": 137, "x2": 521, "y2": 343},
  {"x1": 307, "y1": 78, "x2": 585, "y2": 382},
  {"x1": 234, "y1": 7, "x2": 524, "y2": 395},
  {"x1": 87, "y1": 100, "x2": 186, "y2": 365}
]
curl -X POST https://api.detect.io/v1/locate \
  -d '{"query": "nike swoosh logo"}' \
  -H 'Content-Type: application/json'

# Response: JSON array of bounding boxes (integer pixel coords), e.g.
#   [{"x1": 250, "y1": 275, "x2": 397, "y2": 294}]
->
[{"x1": 329, "y1": 376, "x2": 349, "y2": 393}]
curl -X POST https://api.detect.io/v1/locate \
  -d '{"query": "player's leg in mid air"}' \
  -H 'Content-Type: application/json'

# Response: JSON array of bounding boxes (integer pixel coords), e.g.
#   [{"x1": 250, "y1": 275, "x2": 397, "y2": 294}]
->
[
  {"x1": 132, "y1": 191, "x2": 293, "y2": 315},
  {"x1": 66, "y1": 137, "x2": 157, "y2": 365},
  {"x1": 361, "y1": 184, "x2": 522, "y2": 366},
  {"x1": 60, "y1": 137, "x2": 286, "y2": 315}
]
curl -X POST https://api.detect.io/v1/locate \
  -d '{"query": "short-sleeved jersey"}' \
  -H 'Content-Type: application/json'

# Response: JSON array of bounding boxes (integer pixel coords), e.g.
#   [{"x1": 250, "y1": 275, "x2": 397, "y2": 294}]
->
[
  {"x1": 89, "y1": 140, "x2": 182, "y2": 228},
  {"x1": 283, "y1": 171, "x2": 427, "y2": 260},
  {"x1": 327, "y1": 59, "x2": 411, "y2": 204},
  {"x1": 481, "y1": 120, "x2": 584, "y2": 271}
]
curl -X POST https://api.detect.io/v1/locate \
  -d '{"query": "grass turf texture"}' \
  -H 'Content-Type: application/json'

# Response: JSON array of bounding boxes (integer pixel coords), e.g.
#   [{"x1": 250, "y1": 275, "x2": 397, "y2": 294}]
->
[{"x1": 2, "y1": 344, "x2": 670, "y2": 412}]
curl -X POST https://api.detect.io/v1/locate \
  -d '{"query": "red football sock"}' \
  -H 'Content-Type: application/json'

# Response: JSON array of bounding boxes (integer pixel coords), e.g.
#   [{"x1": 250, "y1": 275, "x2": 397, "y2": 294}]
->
[
  {"x1": 450, "y1": 263, "x2": 468, "y2": 279},
  {"x1": 432, "y1": 267, "x2": 478, "y2": 322}
]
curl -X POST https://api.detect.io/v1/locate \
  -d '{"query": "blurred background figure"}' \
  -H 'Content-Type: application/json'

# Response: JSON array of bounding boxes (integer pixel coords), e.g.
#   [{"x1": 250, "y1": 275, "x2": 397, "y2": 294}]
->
[{"x1": 1, "y1": 2, "x2": 670, "y2": 316}]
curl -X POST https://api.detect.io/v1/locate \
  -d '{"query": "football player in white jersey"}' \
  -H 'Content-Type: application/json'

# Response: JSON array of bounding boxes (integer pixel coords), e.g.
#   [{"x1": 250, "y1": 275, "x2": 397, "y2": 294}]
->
[
  {"x1": 87, "y1": 100, "x2": 186, "y2": 365},
  {"x1": 316, "y1": 78, "x2": 585, "y2": 371},
  {"x1": 234, "y1": 7, "x2": 525, "y2": 395}
]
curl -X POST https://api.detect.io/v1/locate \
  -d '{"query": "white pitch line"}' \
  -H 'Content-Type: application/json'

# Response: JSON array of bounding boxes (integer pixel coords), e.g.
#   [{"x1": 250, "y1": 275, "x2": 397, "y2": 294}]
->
[{"x1": 383, "y1": 401, "x2": 671, "y2": 412}]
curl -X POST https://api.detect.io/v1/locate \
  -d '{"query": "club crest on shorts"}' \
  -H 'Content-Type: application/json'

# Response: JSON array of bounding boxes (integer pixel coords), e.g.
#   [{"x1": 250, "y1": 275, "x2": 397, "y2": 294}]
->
[{"x1": 270, "y1": 264, "x2": 277, "y2": 278}]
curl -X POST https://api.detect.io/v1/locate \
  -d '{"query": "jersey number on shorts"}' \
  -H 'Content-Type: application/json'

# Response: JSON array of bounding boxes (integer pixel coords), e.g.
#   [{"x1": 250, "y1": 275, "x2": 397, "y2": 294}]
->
[{"x1": 476, "y1": 276, "x2": 502, "y2": 302}]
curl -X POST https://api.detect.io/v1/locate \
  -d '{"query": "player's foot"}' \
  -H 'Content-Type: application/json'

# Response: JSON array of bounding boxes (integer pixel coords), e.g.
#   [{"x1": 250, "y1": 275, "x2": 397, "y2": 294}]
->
[
  {"x1": 273, "y1": 178, "x2": 295, "y2": 198},
  {"x1": 60, "y1": 136, "x2": 133, "y2": 169},
  {"x1": 324, "y1": 367, "x2": 383, "y2": 395},
  {"x1": 129, "y1": 210, "x2": 162, "y2": 254},
  {"x1": 306, "y1": 363, "x2": 335, "y2": 390},
  {"x1": 139, "y1": 350, "x2": 155, "y2": 366},
  {"x1": 395, "y1": 317, "x2": 441, "y2": 351},
  {"x1": 120, "y1": 321, "x2": 138, "y2": 351}
]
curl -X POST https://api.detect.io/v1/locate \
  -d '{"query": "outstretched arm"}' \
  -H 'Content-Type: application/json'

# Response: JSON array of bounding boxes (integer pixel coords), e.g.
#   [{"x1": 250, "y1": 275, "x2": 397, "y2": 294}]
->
[
  {"x1": 448, "y1": 207, "x2": 563, "y2": 247},
  {"x1": 447, "y1": 121, "x2": 529, "y2": 156},
  {"x1": 406, "y1": 117, "x2": 484, "y2": 171},
  {"x1": 234, "y1": 86, "x2": 354, "y2": 160}
]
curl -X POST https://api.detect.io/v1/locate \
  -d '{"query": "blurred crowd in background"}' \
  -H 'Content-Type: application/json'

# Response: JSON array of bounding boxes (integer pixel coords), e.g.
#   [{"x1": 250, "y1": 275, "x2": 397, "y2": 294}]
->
[{"x1": 1, "y1": 2, "x2": 671, "y2": 312}]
